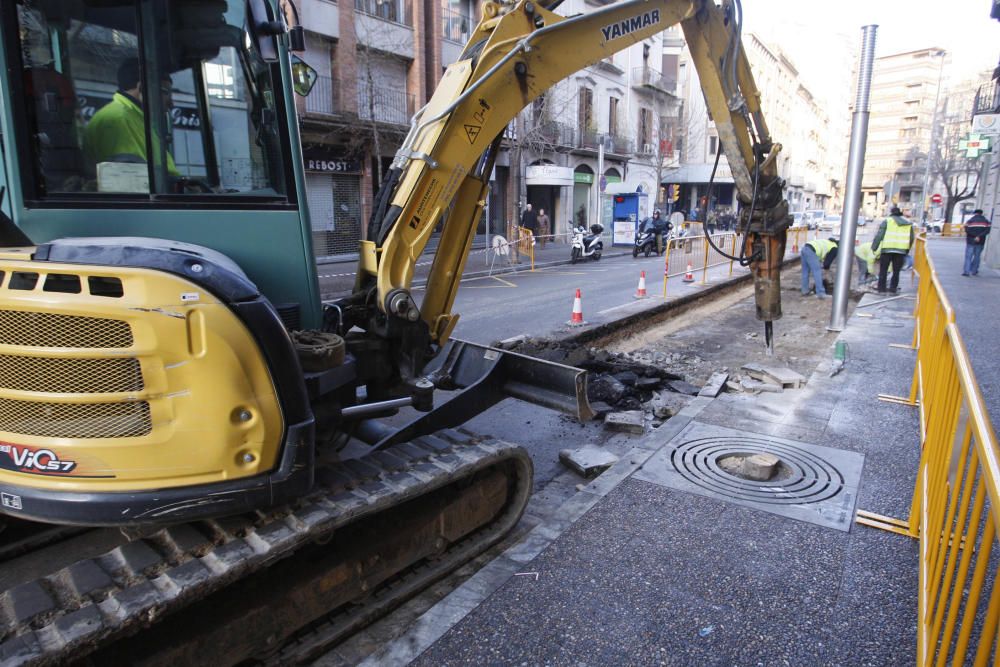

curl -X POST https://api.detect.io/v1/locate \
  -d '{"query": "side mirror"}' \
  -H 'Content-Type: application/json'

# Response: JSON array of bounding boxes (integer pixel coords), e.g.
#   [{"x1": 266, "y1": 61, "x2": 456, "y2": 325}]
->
[{"x1": 291, "y1": 56, "x2": 318, "y2": 96}]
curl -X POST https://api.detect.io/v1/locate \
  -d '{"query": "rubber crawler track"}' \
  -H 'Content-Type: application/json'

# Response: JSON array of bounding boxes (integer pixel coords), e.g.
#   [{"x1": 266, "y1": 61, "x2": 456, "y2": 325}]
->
[{"x1": 0, "y1": 430, "x2": 533, "y2": 666}]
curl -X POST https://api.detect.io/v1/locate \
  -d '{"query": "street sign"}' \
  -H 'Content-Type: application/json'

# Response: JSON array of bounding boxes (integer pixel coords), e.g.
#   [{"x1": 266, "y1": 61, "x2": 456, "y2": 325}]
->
[
  {"x1": 973, "y1": 114, "x2": 1000, "y2": 136},
  {"x1": 931, "y1": 193, "x2": 942, "y2": 204},
  {"x1": 959, "y1": 133, "x2": 992, "y2": 159}
]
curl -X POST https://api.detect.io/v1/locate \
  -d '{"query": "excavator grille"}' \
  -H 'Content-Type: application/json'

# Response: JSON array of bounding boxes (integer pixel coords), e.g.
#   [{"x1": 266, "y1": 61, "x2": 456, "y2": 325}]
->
[
  {"x1": 0, "y1": 310, "x2": 133, "y2": 348},
  {"x1": 0, "y1": 397, "x2": 151, "y2": 438},
  {"x1": 0, "y1": 355, "x2": 144, "y2": 393},
  {"x1": 0, "y1": 308, "x2": 146, "y2": 438}
]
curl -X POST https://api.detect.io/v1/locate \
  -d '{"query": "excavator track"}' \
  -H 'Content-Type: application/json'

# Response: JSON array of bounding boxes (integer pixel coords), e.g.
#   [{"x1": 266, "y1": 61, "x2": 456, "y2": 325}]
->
[{"x1": 0, "y1": 430, "x2": 533, "y2": 666}]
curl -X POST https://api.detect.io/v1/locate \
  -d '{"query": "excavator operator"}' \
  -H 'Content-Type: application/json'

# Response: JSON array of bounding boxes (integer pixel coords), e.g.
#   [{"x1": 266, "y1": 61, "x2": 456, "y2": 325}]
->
[{"x1": 82, "y1": 58, "x2": 180, "y2": 178}]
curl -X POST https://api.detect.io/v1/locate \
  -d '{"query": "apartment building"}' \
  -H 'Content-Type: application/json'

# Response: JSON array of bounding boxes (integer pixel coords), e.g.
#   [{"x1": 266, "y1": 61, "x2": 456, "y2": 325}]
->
[
  {"x1": 503, "y1": 9, "x2": 683, "y2": 240},
  {"x1": 861, "y1": 47, "x2": 948, "y2": 220},
  {"x1": 295, "y1": 0, "x2": 476, "y2": 260},
  {"x1": 670, "y1": 32, "x2": 845, "y2": 219}
]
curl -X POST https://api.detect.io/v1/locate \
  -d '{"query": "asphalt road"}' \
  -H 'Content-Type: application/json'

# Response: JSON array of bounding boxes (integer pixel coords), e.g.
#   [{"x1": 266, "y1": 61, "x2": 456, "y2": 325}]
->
[{"x1": 427, "y1": 251, "x2": 752, "y2": 344}]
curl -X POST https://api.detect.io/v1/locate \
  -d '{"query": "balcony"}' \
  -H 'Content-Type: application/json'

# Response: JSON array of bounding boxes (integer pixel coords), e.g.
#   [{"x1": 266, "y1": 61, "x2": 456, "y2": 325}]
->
[
  {"x1": 304, "y1": 75, "x2": 337, "y2": 115},
  {"x1": 571, "y1": 128, "x2": 633, "y2": 155},
  {"x1": 631, "y1": 66, "x2": 675, "y2": 95},
  {"x1": 531, "y1": 120, "x2": 575, "y2": 146},
  {"x1": 354, "y1": 0, "x2": 412, "y2": 26},
  {"x1": 442, "y1": 7, "x2": 471, "y2": 44},
  {"x1": 973, "y1": 80, "x2": 1000, "y2": 116},
  {"x1": 357, "y1": 81, "x2": 414, "y2": 125},
  {"x1": 594, "y1": 58, "x2": 624, "y2": 76}
]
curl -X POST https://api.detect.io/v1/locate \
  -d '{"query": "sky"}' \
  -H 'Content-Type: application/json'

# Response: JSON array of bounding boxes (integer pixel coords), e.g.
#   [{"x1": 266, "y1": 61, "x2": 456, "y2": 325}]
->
[{"x1": 741, "y1": 0, "x2": 999, "y2": 104}]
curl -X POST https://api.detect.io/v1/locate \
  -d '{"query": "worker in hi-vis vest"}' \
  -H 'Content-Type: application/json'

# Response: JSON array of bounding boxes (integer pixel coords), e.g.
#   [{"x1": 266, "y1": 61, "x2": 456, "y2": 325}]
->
[
  {"x1": 83, "y1": 58, "x2": 180, "y2": 182},
  {"x1": 854, "y1": 242, "x2": 879, "y2": 286},
  {"x1": 871, "y1": 206, "x2": 914, "y2": 294},
  {"x1": 801, "y1": 236, "x2": 839, "y2": 298}
]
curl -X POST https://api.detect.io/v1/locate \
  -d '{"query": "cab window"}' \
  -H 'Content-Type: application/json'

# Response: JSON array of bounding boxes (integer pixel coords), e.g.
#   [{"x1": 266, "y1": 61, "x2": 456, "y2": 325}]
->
[{"x1": 11, "y1": 0, "x2": 290, "y2": 201}]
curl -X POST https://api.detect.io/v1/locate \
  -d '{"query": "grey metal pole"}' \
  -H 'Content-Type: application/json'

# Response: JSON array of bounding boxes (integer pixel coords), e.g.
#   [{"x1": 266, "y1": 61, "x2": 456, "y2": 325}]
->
[{"x1": 829, "y1": 25, "x2": 878, "y2": 332}]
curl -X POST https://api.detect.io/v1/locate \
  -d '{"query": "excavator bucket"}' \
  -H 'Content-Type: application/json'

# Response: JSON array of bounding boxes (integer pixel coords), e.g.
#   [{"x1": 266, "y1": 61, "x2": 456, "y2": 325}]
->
[{"x1": 374, "y1": 338, "x2": 593, "y2": 450}]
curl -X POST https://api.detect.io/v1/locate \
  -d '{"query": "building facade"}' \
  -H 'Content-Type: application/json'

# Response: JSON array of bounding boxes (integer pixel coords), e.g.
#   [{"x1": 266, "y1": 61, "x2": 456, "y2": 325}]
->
[
  {"x1": 500, "y1": 5, "x2": 682, "y2": 243},
  {"x1": 669, "y1": 32, "x2": 847, "y2": 221},
  {"x1": 295, "y1": 0, "x2": 476, "y2": 261},
  {"x1": 861, "y1": 48, "x2": 949, "y2": 221}
]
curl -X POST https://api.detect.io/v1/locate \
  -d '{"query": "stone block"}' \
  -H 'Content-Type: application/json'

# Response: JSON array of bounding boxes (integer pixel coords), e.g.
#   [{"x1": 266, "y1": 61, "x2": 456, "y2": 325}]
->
[
  {"x1": 668, "y1": 380, "x2": 701, "y2": 395},
  {"x1": 743, "y1": 453, "x2": 780, "y2": 481},
  {"x1": 559, "y1": 446, "x2": 619, "y2": 478},
  {"x1": 698, "y1": 371, "x2": 730, "y2": 398},
  {"x1": 603, "y1": 411, "x2": 646, "y2": 434},
  {"x1": 645, "y1": 392, "x2": 694, "y2": 419}
]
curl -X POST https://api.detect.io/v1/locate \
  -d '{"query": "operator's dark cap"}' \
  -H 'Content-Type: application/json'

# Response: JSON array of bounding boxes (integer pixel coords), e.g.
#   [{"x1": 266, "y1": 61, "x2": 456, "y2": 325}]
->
[
  {"x1": 974, "y1": 209, "x2": 984, "y2": 215},
  {"x1": 830, "y1": 237, "x2": 839, "y2": 243},
  {"x1": 890, "y1": 206, "x2": 902, "y2": 215}
]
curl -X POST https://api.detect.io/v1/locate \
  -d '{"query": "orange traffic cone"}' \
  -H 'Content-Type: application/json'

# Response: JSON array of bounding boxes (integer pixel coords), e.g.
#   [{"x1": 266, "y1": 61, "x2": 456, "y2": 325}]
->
[
  {"x1": 683, "y1": 263, "x2": 695, "y2": 283},
  {"x1": 568, "y1": 288, "x2": 585, "y2": 326},
  {"x1": 635, "y1": 271, "x2": 648, "y2": 299}
]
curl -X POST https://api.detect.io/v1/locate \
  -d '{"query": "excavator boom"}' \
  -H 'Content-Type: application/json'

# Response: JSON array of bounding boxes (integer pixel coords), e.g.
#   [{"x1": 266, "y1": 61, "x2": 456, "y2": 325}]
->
[{"x1": 344, "y1": 0, "x2": 789, "y2": 382}]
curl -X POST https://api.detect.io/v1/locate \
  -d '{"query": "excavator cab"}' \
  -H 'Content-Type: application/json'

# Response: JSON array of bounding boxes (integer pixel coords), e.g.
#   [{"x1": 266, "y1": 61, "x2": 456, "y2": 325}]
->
[{"x1": 0, "y1": 0, "x2": 590, "y2": 527}]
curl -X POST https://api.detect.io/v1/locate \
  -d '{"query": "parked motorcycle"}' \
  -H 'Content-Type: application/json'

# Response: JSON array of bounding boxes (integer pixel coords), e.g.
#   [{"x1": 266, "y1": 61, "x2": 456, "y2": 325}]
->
[{"x1": 570, "y1": 222, "x2": 604, "y2": 264}]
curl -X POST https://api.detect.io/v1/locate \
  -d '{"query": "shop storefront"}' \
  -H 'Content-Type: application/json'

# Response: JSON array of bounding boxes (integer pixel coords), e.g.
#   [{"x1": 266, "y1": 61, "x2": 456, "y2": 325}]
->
[
  {"x1": 303, "y1": 149, "x2": 363, "y2": 260},
  {"x1": 526, "y1": 163, "x2": 574, "y2": 239}
]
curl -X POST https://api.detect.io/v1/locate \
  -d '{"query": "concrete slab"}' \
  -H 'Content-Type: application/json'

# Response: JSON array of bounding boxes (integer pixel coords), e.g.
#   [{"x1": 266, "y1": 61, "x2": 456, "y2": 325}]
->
[{"x1": 558, "y1": 446, "x2": 619, "y2": 477}]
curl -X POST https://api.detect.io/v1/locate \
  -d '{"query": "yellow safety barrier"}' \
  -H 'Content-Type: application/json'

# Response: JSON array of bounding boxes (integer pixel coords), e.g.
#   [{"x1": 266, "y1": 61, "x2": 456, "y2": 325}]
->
[{"x1": 856, "y1": 235, "x2": 1000, "y2": 665}]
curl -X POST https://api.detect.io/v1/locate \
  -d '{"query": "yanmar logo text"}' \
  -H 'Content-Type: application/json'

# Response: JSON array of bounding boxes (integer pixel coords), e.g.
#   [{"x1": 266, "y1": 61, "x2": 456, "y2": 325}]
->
[
  {"x1": 600, "y1": 9, "x2": 660, "y2": 42},
  {"x1": 0, "y1": 444, "x2": 77, "y2": 474}
]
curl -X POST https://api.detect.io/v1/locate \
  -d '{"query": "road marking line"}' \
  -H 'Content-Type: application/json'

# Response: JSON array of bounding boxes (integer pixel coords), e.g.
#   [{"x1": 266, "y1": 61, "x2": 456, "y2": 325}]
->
[
  {"x1": 597, "y1": 302, "x2": 642, "y2": 316},
  {"x1": 464, "y1": 276, "x2": 518, "y2": 289}
]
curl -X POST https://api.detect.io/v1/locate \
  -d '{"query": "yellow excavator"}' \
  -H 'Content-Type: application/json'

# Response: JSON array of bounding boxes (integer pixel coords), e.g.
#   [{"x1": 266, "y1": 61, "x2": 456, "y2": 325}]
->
[{"x1": 0, "y1": 0, "x2": 787, "y2": 663}]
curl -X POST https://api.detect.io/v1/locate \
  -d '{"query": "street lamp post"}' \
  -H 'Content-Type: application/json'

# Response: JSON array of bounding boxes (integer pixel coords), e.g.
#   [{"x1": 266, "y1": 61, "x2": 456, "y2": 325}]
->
[{"x1": 919, "y1": 50, "x2": 946, "y2": 223}]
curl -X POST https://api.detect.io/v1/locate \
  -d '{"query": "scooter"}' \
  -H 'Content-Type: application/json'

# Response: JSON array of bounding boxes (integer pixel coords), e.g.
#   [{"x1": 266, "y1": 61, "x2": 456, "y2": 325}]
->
[
  {"x1": 632, "y1": 224, "x2": 658, "y2": 258},
  {"x1": 570, "y1": 222, "x2": 604, "y2": 264}
]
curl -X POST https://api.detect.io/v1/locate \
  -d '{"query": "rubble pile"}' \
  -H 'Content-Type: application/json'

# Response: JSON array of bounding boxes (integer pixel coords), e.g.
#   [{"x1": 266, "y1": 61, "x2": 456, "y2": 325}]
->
[{"x1": 499, "y1": 337, "x2": 808, "y2": 437}]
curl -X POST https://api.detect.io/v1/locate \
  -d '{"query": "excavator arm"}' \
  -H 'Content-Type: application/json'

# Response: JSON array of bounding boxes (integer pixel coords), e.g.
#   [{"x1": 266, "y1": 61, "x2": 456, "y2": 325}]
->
[{"x1": 340, "y1": 0, "x2": 788, "y2": 394}]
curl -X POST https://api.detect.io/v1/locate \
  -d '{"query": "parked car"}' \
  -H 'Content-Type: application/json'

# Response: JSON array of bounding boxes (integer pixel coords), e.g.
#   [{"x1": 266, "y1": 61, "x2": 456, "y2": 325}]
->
[
  {"x1": 804, "y1": 209, "x2": 825, "y2": 230},
  {"x1": 791, "y1": 212, "x2": 805, "y2": 227},
  {"x1": 818, "y1": 213, "x2": 841, "y2": 232},
  {"x1": 923, "y1": 219, "x2": 943, "y2": 233}
]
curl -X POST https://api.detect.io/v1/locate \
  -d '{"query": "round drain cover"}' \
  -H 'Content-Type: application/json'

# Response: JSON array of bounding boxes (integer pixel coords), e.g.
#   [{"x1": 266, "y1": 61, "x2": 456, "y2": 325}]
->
[{"x1": 669, "y1": 436, "x2": 845, "y2": 505}]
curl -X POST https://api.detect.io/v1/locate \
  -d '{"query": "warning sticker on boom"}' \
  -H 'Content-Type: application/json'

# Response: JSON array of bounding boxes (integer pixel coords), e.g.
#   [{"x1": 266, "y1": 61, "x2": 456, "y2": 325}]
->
[{"x1": 464, "y1": 124, "x2": 481, "y2": 144}]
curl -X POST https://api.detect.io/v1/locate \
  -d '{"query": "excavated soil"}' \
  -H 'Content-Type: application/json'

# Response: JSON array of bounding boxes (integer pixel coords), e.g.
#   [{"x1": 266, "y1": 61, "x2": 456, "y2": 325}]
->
[{"x1": 608, "y1": 284, "x2": 862, "y2": 386}]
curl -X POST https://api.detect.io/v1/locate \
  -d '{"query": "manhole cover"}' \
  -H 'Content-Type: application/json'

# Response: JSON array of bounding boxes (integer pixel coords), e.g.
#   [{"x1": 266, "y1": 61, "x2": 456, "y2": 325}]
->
[{"x1": 634, "y1": 423, "x2": 864, "y2": 531}]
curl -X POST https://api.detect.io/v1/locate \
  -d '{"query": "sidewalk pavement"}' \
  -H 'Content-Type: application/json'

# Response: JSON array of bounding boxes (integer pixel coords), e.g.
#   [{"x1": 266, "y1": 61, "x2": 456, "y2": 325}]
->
[
  {"x1": 354, "y1": 261, "x2": 929, "y2": 665},
  {"x1": 925, "y1": 238, "x2": 1000, "y2": 430}
]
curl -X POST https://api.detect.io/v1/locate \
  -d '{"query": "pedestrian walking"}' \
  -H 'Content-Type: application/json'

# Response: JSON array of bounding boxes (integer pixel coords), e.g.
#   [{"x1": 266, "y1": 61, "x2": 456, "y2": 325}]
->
[
  {"x1": 801, "y1": 237, "x2": 839, "y2": 298},
  {"x1": 962, "y1": 209, "x2": 991, "y2": 276},
  {"x1": 520, "y1": 203, "x2": 537, "y2": 255},
  {"x1": 871, "y1": 206, "x2": 914, "y2": 293},
  {"x1": 536, "y1": 208, "x2": 550, "y2": 249}
]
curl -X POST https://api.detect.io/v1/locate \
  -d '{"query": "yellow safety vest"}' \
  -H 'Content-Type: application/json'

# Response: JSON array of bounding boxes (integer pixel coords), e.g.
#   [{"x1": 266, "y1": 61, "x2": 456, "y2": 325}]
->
[
  {"x1": 854, "y1": 244, "x2": 877, "y2": 274},
  {"x1": 806, "y1": 239, "x2": 835, "y2": 260},
  {"x1": 881, "y1": 217, "x2": 911, "y2": 252}
]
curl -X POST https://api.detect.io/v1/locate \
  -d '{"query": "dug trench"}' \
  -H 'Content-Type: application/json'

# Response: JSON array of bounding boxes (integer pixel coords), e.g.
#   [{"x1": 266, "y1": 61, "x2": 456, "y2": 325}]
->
[{"x1": 495, "y1": 280, "x2": 862, "y2": 425}]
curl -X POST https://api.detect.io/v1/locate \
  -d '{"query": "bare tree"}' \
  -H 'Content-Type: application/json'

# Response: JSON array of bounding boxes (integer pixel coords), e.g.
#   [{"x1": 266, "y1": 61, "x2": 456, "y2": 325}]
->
[{"x1": 931, "y1": 108, "x2": 981, "y2": 223}]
